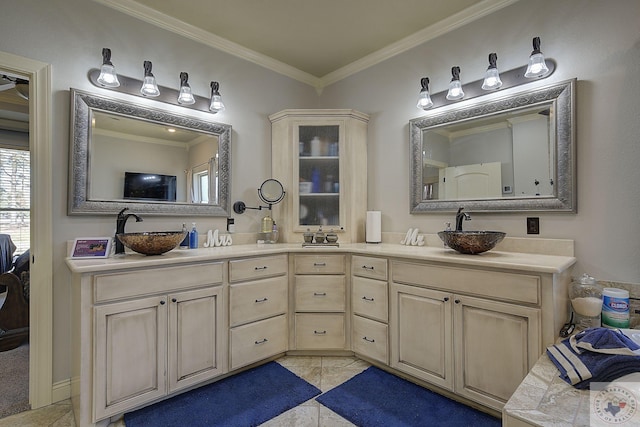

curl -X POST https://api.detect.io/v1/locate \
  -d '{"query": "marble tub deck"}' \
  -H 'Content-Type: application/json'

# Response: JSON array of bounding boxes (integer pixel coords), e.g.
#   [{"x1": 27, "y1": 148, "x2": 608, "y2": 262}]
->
[{"x1": 0, "y1": 356, "x2": 371, "y2": 427}]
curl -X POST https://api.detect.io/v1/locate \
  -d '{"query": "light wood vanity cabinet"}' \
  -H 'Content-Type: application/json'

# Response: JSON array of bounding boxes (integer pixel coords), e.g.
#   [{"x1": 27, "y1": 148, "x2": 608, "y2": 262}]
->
[
  {"x1": 293, "y1": 254, "x2": 347, "y2": 350},
  {"x1": 228, "y1": 255, "x2": 288, "y2": 370},
  {"x1": 90, "y1": 262, "x2": 226, "y2": 423},
  {"x1": 390, "y1": 260, "x2": 541, "y2": 411},
  {"x1": 351, "y1": 255, "x2": 389, "y2": 364}
]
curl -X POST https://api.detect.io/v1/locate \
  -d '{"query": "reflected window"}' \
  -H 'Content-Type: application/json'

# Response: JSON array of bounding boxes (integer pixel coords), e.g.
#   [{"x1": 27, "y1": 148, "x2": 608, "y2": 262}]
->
[{"x1": 193, "y1": 171, "x2": 209, "y2": 204}]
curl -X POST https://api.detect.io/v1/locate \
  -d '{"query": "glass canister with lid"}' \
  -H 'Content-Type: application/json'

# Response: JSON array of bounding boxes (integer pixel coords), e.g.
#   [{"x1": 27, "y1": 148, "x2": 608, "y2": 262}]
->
[{"x1": 569, "y1": 273, "x2": 603, "y2": 330}]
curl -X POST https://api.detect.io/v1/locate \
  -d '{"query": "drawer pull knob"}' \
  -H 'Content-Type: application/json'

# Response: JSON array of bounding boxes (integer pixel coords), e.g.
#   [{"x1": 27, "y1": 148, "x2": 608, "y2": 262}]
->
[
  {"x1": 254, "y1": 266, "x2": 268, "y2": 271},
  {"x1": 159, "y1": 300, "x2": 166, "y2": 305},
  {"x1": 455, "y1": 299, "x2": 461, "y2": 304},
  {"x1": 314, "y1": 330, "x2": 327, "y2": 335},
  {"x1": 313, "y1": 262, "x2": 327, "y2": 267},
  {"x1": 255, "y1": 338, "x2": 268, "y2": 345},
  {"x1": 255, "y1": 297, "x2": 268, "y2": 303},
  {"x1": 362, "y1": 296, "x2": 374, "y2": 302},
  {"x1": 443, "y1": 297, "x2": 449, "y2": 302},
  {"x1": 313, "y1": 292, "x2": 327, "y2": 297},
  {"x1": 362, "y1": 265, "x2": 374, "y2": 270},
  {"x1": 172, "y1": 298, "x2": 177, "y2": 303},
  {"x1": 362, "y1": 336, "x2": 375, "y2": 343}
]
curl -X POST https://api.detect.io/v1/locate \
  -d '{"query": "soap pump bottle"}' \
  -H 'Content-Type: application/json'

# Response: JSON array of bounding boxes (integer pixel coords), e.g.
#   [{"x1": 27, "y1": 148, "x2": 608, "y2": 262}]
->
[
  {"x1": 189, "y1": 222, "x2": 198, "y2": 249},
  {"x1": 443, "y1": 222, "x2": 452, "y2": 248},
  {"x1": 180, "y1": 223, "x2": 189, "y2": 248}
]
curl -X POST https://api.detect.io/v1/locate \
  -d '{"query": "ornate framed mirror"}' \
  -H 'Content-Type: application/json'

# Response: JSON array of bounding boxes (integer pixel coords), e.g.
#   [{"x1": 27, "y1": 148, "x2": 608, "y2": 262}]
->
[
  {"x1": 69, "y1": 89, "x2": 232, "y2": 216},
  {"x1": 410, "y1": 79, "x2": 576, "y2": 213}
]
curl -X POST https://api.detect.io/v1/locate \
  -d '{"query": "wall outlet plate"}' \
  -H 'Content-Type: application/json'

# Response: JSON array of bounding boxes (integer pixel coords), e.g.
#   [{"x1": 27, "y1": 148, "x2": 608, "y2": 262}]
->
[{"x1": 527, "y1": 217, "x2": 540, "y2": 234}]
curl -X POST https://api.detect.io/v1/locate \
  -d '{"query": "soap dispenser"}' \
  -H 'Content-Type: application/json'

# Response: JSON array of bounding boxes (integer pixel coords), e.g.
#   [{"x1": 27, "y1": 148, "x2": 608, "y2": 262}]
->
[{"x1": 189, "y1": 222, "x2": 198, "y2": 249}]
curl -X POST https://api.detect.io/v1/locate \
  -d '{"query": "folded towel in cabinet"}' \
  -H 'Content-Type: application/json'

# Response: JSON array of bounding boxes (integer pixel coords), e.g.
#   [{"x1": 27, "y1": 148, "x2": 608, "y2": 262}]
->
[{"x1": 546, "y1": 327, "x2": 640, "y2": 389}]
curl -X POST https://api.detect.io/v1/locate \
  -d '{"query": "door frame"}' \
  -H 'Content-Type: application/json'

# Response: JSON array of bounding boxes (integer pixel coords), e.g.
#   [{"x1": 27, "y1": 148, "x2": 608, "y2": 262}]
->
[{"x1": 0, "y1": 51, "x2": 53, "y2": 409}]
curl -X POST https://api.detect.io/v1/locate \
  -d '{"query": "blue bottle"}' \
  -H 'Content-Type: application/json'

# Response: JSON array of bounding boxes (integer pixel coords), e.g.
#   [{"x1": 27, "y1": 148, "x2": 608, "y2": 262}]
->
[
  {"x1": 189, "y1": 222, "x2": 198, "y2": 249},
  {"x1": 311, "y1": 167, "x2": 321, "y2": 193}
]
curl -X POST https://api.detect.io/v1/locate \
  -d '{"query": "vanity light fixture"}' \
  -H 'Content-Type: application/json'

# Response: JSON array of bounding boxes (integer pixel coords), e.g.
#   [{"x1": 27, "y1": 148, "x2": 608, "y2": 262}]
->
[
  {"x1": 446, "y1": 66, "x2": 464, "y2": 101},
  {"x1": 416, "y1": 77, "x2": 434, "y2": 110},
  {"x1": 481, "y1": 53, "x2": 503, "y2": 90},
  {"x1": 209, "y1": 81, "x2": 225, "y2": 113},
  {"x1": 96, "y1": 48, "x2": 120, "y2": 88},
  {"x1": 177, "y1": 72, "x2": 196, "y2": 105},
  {"x1": 140, "y1": 61, "x2": 160, "y2": 97},
  {"x1": 524, "y1": 37, "x2": 550, "y2": 78}
]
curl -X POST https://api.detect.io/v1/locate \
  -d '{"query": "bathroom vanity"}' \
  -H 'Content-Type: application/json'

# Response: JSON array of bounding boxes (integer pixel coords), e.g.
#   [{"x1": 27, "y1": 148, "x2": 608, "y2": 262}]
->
[{"x1": 67, "y1": 242, "x2": 575, "y2": 426}]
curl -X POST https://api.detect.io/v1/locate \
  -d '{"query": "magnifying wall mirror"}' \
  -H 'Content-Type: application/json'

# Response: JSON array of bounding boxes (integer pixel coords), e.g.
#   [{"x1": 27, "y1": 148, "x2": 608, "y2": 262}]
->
[
  {"x1": 234, "y1": 179, "x2": 285, "y2": 214},
  {"x1": 69, "y1": 89, "x2": 232, "y2": 216}
]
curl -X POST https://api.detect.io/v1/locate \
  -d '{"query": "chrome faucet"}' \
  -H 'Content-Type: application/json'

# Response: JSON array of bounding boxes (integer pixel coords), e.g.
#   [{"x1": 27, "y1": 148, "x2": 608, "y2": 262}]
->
[
  {"x1": 455, "y1": 207, "x2": 471, "y2": 231},
  {"x1": 115, "y1": 208, "x2": 143, "y2": 254}
]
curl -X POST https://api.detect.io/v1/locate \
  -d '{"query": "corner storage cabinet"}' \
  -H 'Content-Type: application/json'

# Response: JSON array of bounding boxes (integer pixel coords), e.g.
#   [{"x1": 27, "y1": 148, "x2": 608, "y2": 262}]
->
[
  {"x1": 292, "y1": 254, "x2": 348, "y2": 350},
  {"x1": 390, "y1": 260, "x2": 541, "y2": 411},
  {"x1": 351, "y1": 255, "x2": 389, "y2": 364},
  {"x1": 228, "y1": 254, "x2": 289, "y2": 370},
  {"x1": 270, "y1": 109, "x2": 369, "y2": 243},
  {"x1": 91, "y1": 263, "x2": 226, "y2": 422}
]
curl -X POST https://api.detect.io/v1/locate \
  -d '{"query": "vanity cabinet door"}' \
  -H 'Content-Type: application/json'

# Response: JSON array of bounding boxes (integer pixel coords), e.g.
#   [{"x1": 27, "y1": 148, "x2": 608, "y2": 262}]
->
[
  {"x1": 453, "y1": 295, "x2": 540, "y2": 411},
  {"x1": 168, "y1": 286, "x2": 226, "y2": 393},
  {"x1": 94, "y1": 295, "x2": 167, "y2": 422},
  {"x1": 390, "y1": 282, "x2": 453, "y2": 391}
]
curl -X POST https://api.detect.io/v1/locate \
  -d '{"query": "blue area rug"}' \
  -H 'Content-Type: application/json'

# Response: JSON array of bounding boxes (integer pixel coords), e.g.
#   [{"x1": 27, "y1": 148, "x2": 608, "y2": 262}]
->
[
  {"x1": 317, "y1": 366, "x2": 501, "y2": 427},
  {"x1": 124, "y1": 362, "x2": 321, "y2": 427}
]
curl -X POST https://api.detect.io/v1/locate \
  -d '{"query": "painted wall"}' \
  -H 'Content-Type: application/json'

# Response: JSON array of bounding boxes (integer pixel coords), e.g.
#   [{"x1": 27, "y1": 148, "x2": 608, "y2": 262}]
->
[
  {"x1": 0, "y1": 0, "x2": 638, "y2": 389},
  {"x1": 319, "y1": 0, "x2": 640, "y2": 284}
]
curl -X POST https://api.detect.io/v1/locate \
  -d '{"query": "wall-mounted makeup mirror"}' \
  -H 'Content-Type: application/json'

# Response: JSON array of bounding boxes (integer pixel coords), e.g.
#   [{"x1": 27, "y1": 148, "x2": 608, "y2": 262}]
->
[
  {"x1": 410, "y1": 79, "x2": 575, "y2": 213},
  {"x1": 69, "y1": 88, "x2": 232, "y2": 216}
]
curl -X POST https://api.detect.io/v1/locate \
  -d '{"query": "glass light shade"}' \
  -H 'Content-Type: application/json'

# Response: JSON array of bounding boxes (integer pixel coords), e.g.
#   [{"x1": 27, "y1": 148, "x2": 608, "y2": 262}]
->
[
  {"x1": 416, "y1": 90, "x2": 433, "y2": 110},
  {"x1": 96, "y1": 64, "x2": 120, "y2": 88},
  {"x1": 482, "y1": 68, "x2": 502, "y2": 90},
  {"x1": 446, "y1": 80, "x2": 464, "y2": 101},
  {"x1": 525, "y1": 52, "x2": 549, "y2": 78},
  {"x1": 177, "y1": 85, "x2": 195, "y2": 105},
  {"x1": 140, "y1": 76, "x2": 160, "y2": 97},
  {"x1": 209, "y1": 94, "x2": 225, "y2": 112}
]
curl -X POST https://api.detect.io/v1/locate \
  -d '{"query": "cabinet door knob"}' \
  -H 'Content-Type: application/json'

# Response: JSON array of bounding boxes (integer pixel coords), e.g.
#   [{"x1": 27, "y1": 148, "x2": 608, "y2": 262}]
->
[
  {"x1": 160, "y1": 300, "x2": 166, "y2": 305},
  {"x1": 443, "y1": 297, "x2": 449, "y2": 302},
  {"x1": 171, "y1": 298, "x2": 177, "y2": 303},
  {"x1": 455, "y1": 299, "x2": 461, "y2": 304}
]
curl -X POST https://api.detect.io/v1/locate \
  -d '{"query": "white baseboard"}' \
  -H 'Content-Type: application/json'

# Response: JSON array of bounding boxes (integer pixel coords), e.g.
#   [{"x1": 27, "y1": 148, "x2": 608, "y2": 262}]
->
[{"x1": 52, "y1": 379, "x2": 71, "y2": 403}]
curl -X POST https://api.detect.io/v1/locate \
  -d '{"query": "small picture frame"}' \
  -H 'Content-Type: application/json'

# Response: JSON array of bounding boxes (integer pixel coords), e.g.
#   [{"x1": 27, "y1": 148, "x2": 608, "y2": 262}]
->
[{"x1": 71, "y1": 237, "x2": 112, "y2": 259}]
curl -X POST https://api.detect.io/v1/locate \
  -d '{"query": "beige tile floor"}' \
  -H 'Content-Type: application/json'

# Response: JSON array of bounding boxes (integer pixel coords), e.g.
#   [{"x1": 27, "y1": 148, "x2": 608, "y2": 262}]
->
[{"x1": 0, "y1": 356, "x2": 370, "y2": 427}]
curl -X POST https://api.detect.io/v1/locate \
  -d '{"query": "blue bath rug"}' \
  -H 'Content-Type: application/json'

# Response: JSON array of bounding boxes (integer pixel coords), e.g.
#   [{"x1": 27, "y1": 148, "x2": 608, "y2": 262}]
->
[
  {"x1": 124, "y1": 362, "x2": 321, "y2": 427},
  {"x1": 316, "y1": 366, "x2": 501, "y2": 427}
]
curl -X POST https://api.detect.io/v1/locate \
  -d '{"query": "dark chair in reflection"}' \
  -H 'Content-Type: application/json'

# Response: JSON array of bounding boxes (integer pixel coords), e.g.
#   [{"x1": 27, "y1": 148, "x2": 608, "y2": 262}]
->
[{"x1": 0, "y1": 234, "x2": 29, "y2": 352}]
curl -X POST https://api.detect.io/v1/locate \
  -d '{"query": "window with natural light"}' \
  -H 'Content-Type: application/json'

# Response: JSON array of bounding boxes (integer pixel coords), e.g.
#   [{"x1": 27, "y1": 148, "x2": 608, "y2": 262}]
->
[{"x1": 0, "y1": 147, "x2": 30, "y2": 254}]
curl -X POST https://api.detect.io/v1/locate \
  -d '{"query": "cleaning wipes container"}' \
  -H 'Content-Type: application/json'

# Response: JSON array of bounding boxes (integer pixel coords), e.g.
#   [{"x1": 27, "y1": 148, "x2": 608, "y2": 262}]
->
[{"x1": 602, "y1": 287, "x2": 630, "y2": 328}]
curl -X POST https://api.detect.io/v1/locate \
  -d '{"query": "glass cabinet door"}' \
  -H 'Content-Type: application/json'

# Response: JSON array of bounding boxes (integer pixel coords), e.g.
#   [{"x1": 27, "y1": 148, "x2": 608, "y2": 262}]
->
[{"x1": 297, "y1": 124, "x2": 340, "y2": 228}]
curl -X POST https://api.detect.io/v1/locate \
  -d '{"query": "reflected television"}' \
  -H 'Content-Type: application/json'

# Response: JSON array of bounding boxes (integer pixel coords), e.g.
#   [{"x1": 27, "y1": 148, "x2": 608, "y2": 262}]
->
[{"x1": 123, "y1": 172, "x2": 177, "y2": 202}]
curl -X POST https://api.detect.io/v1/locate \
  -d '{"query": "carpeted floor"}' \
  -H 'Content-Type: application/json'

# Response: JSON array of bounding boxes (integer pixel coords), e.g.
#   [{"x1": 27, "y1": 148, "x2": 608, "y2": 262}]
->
[
  {"x1": 317, "y1": 366, "x2": 501, "y2": 427},
  {"x1": 0, "y1": 341, "x2": 30, "y2": 419}
]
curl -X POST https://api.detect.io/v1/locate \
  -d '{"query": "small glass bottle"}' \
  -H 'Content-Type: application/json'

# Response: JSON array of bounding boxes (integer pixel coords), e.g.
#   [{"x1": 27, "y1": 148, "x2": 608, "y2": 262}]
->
[
  {"x1": 180, "y1": 223, "x2": 189, "y2": 248},
  {"x1": 270, "y1": 222, "x2": 279, "y2": 244},
  {"x1": 189, "y1": 222, "x2": 198, "y2": 249}
]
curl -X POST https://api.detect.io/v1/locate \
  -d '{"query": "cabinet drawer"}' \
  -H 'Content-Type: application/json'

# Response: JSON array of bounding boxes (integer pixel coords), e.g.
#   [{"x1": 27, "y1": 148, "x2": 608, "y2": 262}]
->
[
  {"x1": 229, "y1": 254, "x2": 288, "y2": 283},
  {"x1": 230, "y1": 276, "x2": 288, "y2": 327},
  {"x1": 352, "y1": 276, "x2": 388, "y2": 322},
  {"x1": 295, "y1": 276, "x2": 345, "y2": 312},
  {"x1": 94, "y1": 262, "x2": 223, "y2": 303},
  {"x1": 230, "y1": 314, "x2": 288, "y2": 370},
  {"x1": 294, "y1": 254, "x2": 345, "y2": 275},
  {"x1": 295, "y1": 314, "x2": 345, "y2": 350},
  {"x1": 352, "y1": 315, "x2": 388, "y2": 364},
  {"x1": 392, "y1": 261, "x2": 540, "y2": 305},
  {"x1": 352, "y1": 255, "x2": 388, "y2": 281}
]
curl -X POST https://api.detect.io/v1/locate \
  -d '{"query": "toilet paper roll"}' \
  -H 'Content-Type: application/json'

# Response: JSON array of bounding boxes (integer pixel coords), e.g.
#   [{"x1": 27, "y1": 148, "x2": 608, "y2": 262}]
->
[{"x1": 366, "y1": 211, "x2": 382, "y2": 243}]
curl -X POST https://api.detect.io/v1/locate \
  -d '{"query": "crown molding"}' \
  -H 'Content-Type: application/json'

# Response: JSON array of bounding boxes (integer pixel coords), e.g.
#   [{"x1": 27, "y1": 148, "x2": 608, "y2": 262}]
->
[{"x1": 93, "y1": 0, "x2": 519, "y2": 90}]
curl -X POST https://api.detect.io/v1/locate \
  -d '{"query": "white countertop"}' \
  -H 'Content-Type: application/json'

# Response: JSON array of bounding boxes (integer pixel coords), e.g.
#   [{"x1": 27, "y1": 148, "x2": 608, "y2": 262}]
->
[{"x1": 66, "y1": 242, "x2": 576, "y2": 274}]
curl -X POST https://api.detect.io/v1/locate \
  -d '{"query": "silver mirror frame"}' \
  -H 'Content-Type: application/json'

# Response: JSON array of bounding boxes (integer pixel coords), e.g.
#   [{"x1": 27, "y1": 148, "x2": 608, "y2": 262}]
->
[
  {"x1": 68, "y1": 88, "x2": 232, "y2": 216},
  {"x1": 410, "y1": 78, "x2": 576, "y2": 213}
]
